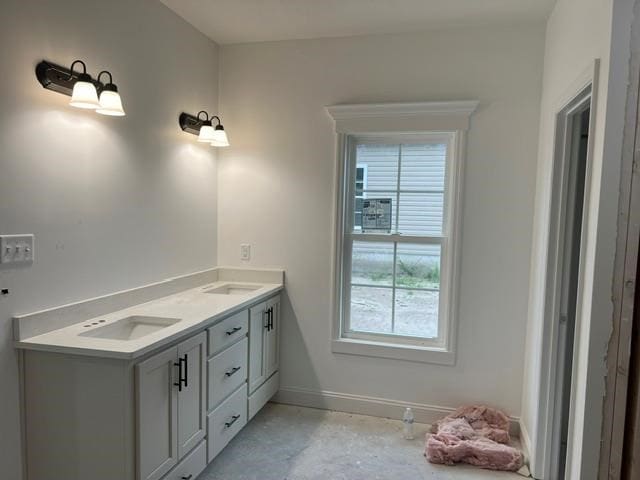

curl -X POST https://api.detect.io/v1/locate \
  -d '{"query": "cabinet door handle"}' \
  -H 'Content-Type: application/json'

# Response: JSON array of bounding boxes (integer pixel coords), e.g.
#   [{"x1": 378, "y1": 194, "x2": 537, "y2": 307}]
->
[
  {"x1": 268, "y1": 307, "x2": 274, "y2": 330},
  {"x1": 226, "y1": 326, "x2": 242, "y2": 335},
  {"x1": 264, "y1": 310, "x2": 269, "y2": 330},
  {"x1": 264, "y1": 307, "x2": 272, "y2": 331},
  {"x1": 181, "y1": 475, "x2": 193, "y2": 480},
  {"x1": 173, "y1": 358, "x2": 184, "y2": 392},
  {"x1": 225, "y1": 366, "x2": 241, "y2": 377},
  {"x1": 182, "y1": 354, "x2": 188, "y2": 388},
  {"x1": 225, "y1": 414, "x2": 241, "y2": 428}
]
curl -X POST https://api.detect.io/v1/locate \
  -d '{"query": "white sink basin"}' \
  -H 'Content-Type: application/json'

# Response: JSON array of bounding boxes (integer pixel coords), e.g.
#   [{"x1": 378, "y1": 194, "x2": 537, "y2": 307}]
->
[
  {"x1": 79, "y1": 316, "x2": 181, "y2": 341},
  {"x1": 204, "y1": 283, "x2": 261, "y2": 295}
]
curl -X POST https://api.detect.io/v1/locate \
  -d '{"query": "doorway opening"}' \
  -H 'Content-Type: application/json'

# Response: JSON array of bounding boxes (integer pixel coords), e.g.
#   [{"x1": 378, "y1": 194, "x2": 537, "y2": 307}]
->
[{"x1": 542, "y1": 85, "x2": 593, "y2": 480}]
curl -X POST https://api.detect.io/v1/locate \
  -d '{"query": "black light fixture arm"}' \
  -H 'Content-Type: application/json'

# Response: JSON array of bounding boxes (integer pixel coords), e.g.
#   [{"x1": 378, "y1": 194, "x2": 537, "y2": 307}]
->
[
  {"x1": 97, "y1": 70, "x2": 118, "y2": 92},
  {"x1": 68, "y1": 60, "x2": 88, "y2": 80},
  {"x1": 209, "y1": 116, "x2": 225, "y2": 133},
  {"x1": 97, "y1": 70, "x2": 112, "y2": 84}
]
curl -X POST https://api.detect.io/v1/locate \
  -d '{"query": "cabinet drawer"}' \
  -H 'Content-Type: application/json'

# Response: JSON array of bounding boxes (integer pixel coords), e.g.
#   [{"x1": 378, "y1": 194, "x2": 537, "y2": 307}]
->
[
  {"x1": 163, "y1": 440, "x2": 206, "y2": 480},
  {"x1": 208, "y1": 310, "x2": 248, "y2": 356},
  {"x1": 248, "y1": 371, "x2": 279, "y2": 420},
  {"x1": 208, "y1": 337, "x2": 248, "y2": 410},
  {"x1": 207, "y1": 384, "x2": 247, "y2": 462}
]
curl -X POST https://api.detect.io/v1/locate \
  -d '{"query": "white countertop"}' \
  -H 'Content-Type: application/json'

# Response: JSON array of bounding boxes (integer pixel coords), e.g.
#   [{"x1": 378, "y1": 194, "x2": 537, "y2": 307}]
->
[{"x1": 15, "y1": 280, "x2": 282, "y2": 360}]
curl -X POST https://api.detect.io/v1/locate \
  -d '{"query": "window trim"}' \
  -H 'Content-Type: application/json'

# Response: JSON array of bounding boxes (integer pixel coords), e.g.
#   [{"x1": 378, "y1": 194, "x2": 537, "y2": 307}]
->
[{"x1": 327, "y1": 101, "x2": 477, "y2": 365}]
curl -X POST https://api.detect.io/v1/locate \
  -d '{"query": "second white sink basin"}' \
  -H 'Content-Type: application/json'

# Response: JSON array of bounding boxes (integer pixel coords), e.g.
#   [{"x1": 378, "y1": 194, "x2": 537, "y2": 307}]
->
[
  {"x1": 204, "y1": 283, "x2": 261, "y2": 295},
  {"x1": 79, "y1": 316, "x2": 181, "y2": 341}
]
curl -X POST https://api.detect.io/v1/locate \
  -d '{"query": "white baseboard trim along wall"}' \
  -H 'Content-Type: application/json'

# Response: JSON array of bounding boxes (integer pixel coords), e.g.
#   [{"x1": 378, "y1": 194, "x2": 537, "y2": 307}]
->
[
  {"x1": 518, "y1": 419, "x2": 533, "y2": 466},
  {"x1": 273, "y1": 386, "x2": 521, "y2": 436}
]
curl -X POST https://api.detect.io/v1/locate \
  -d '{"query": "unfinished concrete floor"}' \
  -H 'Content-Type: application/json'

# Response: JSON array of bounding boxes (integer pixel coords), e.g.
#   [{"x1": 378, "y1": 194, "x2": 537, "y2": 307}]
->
[{"x1": 200, "y1": 403, "x2": 525, "y2": 480}]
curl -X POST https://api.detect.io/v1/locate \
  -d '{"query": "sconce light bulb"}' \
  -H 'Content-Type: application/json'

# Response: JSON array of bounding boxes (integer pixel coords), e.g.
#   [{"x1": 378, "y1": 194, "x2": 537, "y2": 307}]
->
[
  {"x1": 96, "y1": 89, "x2": 126, "y2": 116},
  {"x1": 211, "y1": 125, "x2": 229, "y2": 147},
  {"x1": 69, "y1": 74, "x2": 100, "y2": 109},
  {"x1": 197, "y1": 123, "x2": 216, "y2": 143}
]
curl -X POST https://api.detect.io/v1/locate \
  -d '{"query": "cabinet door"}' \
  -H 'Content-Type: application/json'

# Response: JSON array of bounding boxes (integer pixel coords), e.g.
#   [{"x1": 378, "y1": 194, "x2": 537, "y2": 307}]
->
[
  {"x1": 177, "y1": 332, "x2": 207, "y2": 459},
  {"x1": 137, "y1": 346, "x2": 179, "y2": 480},
  {"x1": 248, "y1": 302, "x2": 267, "y2": 393},
  {"x1": 264, "y1": 296, "x2": 280, "y2": 379}
]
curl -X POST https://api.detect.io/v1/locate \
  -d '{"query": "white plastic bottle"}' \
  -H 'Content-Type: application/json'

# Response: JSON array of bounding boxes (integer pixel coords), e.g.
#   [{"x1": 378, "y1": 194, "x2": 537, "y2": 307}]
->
[{"x1": 403, "y1": 407, "x2": 415, "y2": 440}]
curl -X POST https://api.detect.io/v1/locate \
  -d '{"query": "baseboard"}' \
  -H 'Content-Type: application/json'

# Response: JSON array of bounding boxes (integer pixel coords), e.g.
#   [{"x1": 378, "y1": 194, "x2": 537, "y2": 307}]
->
[
  {"x1": 518, "y1": 419, "x2": 534, "y2": 473},
  {"x1": 273, "y1": 386, "x2": 521, "y2": 436}
]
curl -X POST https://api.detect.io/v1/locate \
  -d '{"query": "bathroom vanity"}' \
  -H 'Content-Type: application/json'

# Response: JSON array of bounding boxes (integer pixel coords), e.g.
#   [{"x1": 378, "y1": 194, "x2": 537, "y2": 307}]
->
[{"x1": 14, "y1": 268, "x2": 283, "y2": 480}]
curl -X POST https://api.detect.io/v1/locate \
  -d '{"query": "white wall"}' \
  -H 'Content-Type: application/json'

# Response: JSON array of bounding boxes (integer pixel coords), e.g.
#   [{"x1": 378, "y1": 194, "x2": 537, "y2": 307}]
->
[
  {"x1": 520, "y1": 0, "x2": 633, "y2": 477},
  {"x1": 217, "y1": 25, "x2": 544, "y2": 418},
  {"x1": 0, "y1": 1, "x2": 220, "y2": 479}
]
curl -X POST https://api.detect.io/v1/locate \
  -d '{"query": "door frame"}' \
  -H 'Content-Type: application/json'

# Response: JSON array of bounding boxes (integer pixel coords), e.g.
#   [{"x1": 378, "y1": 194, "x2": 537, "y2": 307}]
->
[
  {"x1": 534, "y1": 61, "x2": 599, "y2": 479},
  {"x1": 599, "y1": 24, "x2": 640, "y2": 478}
]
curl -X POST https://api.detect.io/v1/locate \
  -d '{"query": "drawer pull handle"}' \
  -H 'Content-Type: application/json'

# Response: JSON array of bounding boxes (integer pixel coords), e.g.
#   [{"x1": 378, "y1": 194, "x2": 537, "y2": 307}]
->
[
  {"x1": 225, "y1": 326, "x2": 242, "y2": 335},
  {"x1": 181, "y1": 476, "x2": 193, "y2": 480},
  {"x1": 225, "y1": 366, "x2": 241, "y2": 377},
  {"x1": 225, "y1": 414, "x2": 241, "y2": 428}
]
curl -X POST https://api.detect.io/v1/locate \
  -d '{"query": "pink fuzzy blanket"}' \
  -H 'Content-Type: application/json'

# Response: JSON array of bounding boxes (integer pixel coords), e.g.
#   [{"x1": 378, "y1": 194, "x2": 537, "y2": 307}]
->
[{"x1": 425, "y1": 405, "x2": 524, "y2": 472}]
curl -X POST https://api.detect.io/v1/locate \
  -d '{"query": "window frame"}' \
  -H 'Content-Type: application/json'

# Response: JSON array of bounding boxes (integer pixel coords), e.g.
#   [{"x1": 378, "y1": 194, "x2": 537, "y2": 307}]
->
[
  {"x1": 342, "y1": 133, "x2": 456, "y2": 348},
  {"x1": 327, "y1": 101, "x2": 476, "y2": 365}
]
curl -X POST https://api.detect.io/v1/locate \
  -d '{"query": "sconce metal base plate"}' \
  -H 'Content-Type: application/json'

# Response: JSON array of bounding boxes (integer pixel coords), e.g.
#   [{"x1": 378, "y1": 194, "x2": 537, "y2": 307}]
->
[
  {"x1": 36, "y1": 60, "x2": 104, "y2": 97},
  {"x1": 179, "y1": 113, "x2": 205, "y2": 136}
]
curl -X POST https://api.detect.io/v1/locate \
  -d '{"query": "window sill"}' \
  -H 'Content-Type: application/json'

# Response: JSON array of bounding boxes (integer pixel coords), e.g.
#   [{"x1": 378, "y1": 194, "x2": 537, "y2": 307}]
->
[{"x1": 331, "y1": 338, "x2": 456, "y2": 365}]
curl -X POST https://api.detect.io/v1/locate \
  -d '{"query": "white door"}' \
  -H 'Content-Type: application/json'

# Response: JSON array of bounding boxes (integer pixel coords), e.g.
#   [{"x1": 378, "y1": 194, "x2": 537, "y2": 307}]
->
[
  {"x1": 264, "y1": 296, "x2": 280, "y2": 379},
  {"x1": 177, "y1": 332, "x2": 207, "y2": 458},
  {"x1": 137, "y1": 346, "x2": 179, "y2": 480},
  {"x1": 248, "y1": 302, "x2": 267, "y2": 393}
]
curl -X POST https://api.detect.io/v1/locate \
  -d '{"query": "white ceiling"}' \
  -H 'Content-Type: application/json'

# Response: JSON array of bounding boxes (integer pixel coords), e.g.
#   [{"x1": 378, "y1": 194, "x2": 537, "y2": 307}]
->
[{"x1": 160, "y1": 0, "x2": 556, "y2": 45}]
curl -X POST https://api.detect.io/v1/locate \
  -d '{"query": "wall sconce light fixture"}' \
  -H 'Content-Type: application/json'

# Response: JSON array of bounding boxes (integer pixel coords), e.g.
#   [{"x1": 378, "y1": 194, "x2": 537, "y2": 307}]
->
[
  {"x1": 36, "y1": 59, "x2": 126, "y2": 116},
  {"x1": 179, "y1": 111, "x2": 229, "y2": 147}
]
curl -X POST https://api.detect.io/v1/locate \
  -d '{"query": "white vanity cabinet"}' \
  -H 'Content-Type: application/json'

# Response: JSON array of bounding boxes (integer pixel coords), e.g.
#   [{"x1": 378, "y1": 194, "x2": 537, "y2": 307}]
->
[
  {"x1": 137, "y1": 332, "x2": 206, "y2": 480},
  {"x1": 21, "y1": 292, "x2": 281, "y2": 480}
]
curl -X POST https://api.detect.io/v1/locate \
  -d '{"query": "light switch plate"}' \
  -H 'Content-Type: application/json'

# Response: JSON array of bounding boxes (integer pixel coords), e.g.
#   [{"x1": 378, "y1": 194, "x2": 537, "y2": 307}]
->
[
  {"x1": 240, "y1": 244, "x2": 251, "y2": 261},
  {"x1": 0, "y1": 235, "x2": 34, "y2": 265}
]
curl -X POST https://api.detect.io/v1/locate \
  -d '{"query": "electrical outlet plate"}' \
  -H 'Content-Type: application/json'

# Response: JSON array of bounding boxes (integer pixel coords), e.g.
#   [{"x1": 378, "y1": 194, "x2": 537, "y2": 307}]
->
[
  {"x1": 0, "y1": 235, "x2": 34, "y2": 265},
  {"x1": 240, "y1": 244, "x2": 251, "y2": 261}
]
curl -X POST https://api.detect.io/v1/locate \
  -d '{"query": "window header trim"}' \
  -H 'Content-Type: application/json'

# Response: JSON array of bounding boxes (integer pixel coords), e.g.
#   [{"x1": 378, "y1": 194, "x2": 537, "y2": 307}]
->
[{"x1": 326, "y1": 101, "x2": 479, "y2": 134}]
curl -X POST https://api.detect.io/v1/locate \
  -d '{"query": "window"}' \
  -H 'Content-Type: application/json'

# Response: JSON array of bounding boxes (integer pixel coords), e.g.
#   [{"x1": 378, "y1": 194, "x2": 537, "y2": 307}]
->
[
  {"x1": 339, "y1": 134, "x2": 458, "y2": 350},
  {"x1": 327, "y1": 101, "x2": 475, "y2": 364}
]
